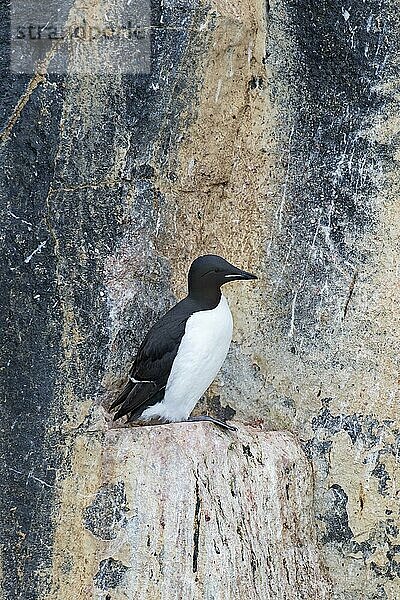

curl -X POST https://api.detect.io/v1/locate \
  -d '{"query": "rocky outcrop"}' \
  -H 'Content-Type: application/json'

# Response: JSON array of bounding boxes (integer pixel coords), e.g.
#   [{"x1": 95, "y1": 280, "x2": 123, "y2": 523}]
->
[{"x1": 47, "y1": 425, "x2": 330, "y2": 599}]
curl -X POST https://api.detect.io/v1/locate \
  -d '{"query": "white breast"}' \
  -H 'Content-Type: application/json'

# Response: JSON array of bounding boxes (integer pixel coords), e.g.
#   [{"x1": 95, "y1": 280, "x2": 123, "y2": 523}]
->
[{"x1": 140, "y1": 295, "x2": 233, "y2": 422}]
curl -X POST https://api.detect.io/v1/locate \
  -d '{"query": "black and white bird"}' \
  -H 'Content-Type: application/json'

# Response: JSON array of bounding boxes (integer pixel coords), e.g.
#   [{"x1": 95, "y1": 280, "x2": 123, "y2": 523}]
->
[{"x1": 110, "y1": 255, "x2": 257, "y2": 431}]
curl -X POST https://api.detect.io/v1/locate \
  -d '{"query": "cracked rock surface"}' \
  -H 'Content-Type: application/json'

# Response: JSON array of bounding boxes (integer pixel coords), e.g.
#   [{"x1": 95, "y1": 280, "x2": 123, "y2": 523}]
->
[{"x1": 48, "y1": 424, "x2": 331, "y2": 599}]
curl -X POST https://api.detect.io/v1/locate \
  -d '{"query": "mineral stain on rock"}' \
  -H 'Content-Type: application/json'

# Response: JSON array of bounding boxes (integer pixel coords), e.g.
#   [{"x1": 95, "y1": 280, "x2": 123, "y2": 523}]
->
[
  {"x1": 93, "y1": 557, "x2": 129, "y2": 591},
  {"x1": 266, "y1": 0, "x2": 393, "y2": 348},
  {"x1": 0, "y1": 70, "x2": 65, "y2": 600},
  {"x1": 322, "y1": 484, "x2": 354, "y2": 544},
  {"x1": 83, "y1": 482, "x2": 130, "y2": 540}
]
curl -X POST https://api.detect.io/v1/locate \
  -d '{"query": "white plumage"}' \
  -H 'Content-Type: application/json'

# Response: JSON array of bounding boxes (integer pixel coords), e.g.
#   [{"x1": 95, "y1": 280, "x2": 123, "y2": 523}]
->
[{"x1": 140, "y1": 295, "x2": 233, "y2": 422}]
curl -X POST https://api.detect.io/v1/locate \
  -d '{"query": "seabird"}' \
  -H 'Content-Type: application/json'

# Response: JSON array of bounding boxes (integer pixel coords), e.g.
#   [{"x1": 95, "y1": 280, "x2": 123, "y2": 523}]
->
[{"x1": 111, "y1": 254, "x2": 257, "y2": 431}]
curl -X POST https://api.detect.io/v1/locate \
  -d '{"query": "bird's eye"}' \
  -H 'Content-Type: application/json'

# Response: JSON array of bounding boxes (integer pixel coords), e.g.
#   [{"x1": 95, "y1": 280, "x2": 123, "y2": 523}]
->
[{"x1": 214, "y1": 268, "x2": 221, "y2": 273}]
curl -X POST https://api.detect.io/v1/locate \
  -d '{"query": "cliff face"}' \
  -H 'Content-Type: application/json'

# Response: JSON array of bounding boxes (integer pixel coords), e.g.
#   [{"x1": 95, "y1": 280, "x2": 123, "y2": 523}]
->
[{"x1": 1, "y1": 0, "x2": 399, "y2": 598}]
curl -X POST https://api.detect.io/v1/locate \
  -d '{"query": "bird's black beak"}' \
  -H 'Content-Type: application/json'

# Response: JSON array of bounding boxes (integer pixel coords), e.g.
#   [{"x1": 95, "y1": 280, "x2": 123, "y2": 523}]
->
[{"x1": 224, "y1": 268, "x2": 257, "y2": 281}]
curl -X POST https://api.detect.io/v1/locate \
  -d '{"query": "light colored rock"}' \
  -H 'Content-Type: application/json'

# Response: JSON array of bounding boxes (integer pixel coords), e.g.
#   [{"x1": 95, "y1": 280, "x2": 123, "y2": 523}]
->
[{"x1": 47, "y1": 424, "x2": 330, "y2": 599}]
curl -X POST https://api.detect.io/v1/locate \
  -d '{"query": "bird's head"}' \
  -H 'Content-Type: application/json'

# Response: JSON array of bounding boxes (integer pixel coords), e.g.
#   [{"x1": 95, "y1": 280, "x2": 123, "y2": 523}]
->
[{"x1": 188, "y1": 255, "x2": 257, "y2": 299}]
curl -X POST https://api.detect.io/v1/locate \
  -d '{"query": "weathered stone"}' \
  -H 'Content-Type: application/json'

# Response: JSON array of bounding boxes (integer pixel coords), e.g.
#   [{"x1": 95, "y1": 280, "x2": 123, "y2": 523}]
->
[
  {"x1": 47, "y1": 425, "x2": 331, "y2": 599},
  {"x1": 93, "y1": 557, "x2": 129, "y2": 591},
  {"x1": 83, "y1": 482, "x2": 130, "y2": 541}
]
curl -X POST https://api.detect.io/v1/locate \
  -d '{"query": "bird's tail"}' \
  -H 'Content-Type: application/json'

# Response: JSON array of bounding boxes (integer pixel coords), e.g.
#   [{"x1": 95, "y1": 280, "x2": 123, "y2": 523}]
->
[
  {"x1": 110, "y1": 379, "x2": 134, "y2": 410},
  {"x1": 111, "y1": 380, "x2": 159, "y2": 421}
]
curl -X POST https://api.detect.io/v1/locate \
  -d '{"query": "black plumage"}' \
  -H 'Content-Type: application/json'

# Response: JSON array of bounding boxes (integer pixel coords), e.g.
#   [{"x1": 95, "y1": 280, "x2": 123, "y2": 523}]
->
[
  {"x1": 111, "y1": 254, "x2": 256, "y2": 427},
  {"x1": 111, "y1": 296, "x2": 199, "y2": 421}
]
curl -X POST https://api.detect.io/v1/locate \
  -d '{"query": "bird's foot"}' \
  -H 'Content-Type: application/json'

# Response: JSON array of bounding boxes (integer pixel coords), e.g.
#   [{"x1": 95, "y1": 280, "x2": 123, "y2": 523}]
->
[{"x1": 187, "y1": 415, "x2": 237, "y2": 432}]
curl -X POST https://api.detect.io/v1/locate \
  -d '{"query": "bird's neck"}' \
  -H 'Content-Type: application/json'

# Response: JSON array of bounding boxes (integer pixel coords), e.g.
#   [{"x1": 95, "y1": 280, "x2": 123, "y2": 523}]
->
[{"x1": 188, "y1": 285, "x2": 222, "y2": 310}]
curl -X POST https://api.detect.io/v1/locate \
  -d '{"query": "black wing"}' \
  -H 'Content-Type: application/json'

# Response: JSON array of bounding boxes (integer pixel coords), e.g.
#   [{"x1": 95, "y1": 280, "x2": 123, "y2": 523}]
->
[{"x1": 111, "y1": 297, "x2": 197, "y2": 421}]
